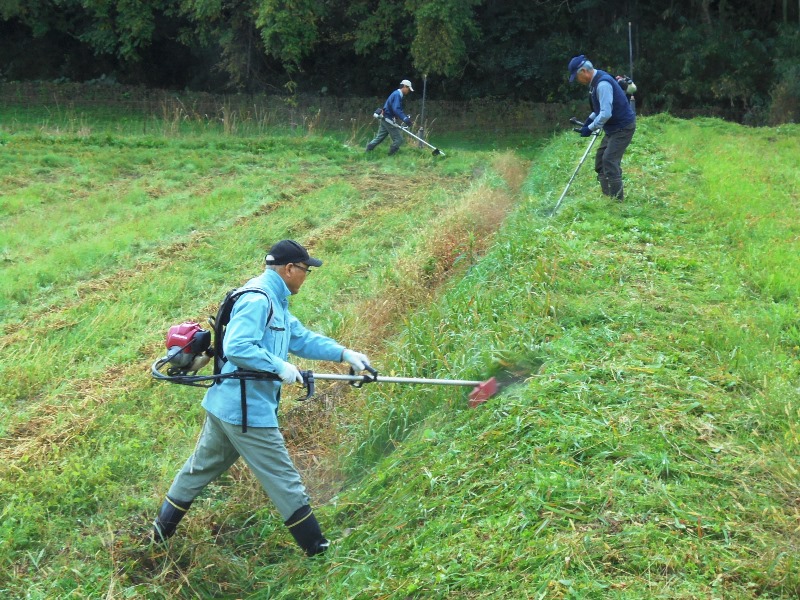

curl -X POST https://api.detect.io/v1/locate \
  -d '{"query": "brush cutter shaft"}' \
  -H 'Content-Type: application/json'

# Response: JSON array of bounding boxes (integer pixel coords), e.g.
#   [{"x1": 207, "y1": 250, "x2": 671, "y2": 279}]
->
[
  {"x1": 152, "y1": 356, "x2": 496, "y2": 405},
  {"x1": 312, "y1": 373, "x2": 483, "y2": 386},
  {"x1": 550, "y1": 132, "x2": 600, "y2": 216},
  {"x1": 375, "y1": 114, "x2": 445, "y2": 156}
]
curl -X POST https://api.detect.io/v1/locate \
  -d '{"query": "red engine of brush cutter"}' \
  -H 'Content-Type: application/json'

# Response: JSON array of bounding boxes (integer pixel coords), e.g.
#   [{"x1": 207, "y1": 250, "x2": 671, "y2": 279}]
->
[{"x1": 165, "y1": 322, "x2": 211, "y2": 369}]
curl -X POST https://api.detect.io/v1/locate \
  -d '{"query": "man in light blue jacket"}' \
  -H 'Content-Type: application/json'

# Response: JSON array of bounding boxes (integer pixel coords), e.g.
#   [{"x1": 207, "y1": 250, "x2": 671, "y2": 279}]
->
[{"x1": 152, "y1": 240, "x2": 371, "y2": 557}]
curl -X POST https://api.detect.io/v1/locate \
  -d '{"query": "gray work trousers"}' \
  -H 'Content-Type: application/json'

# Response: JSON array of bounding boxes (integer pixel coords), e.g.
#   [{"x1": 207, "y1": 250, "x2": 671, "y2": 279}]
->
[
  {"x1": 594, "y1": 121, "x2": 636, "y2": 198},
  {"x1": 167, "y1": 412, "x2": 309, "y2": 521},
  {"x1": 368, "y1": 119, "x2": 404, "y2": 151}
]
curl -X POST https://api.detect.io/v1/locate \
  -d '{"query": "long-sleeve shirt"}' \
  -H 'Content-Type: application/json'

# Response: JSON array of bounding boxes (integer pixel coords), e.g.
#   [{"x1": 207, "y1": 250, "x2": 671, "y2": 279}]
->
[{"x1": 587, "y1": 80, "x2": 614, "y2": 130}]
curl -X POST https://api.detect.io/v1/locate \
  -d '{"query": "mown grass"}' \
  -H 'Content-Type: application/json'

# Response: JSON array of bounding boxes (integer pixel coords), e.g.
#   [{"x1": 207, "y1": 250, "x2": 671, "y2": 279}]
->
[
  {"x1": 0, "y1": 109, "x2": 530, "y2": 598},
  {"x1": 1, "y1": 110, "x2": 798, "y2": 599}
]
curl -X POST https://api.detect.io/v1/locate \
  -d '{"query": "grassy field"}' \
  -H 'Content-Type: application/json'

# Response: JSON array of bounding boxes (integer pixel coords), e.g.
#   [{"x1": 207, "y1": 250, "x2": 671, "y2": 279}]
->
[{"x1": 0, "y1": 107, "x2": 798, "y2": 599}]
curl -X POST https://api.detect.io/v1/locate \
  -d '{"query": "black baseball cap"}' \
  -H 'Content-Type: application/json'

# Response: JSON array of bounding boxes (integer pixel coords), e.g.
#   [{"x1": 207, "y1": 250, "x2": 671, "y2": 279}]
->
[{"x1": 265, "y1": 239, "x2": 323, "y2": 267}]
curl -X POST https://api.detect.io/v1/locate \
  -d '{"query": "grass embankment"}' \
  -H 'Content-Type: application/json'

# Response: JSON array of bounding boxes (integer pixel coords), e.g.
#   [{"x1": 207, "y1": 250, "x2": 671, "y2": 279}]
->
[
  {"x1": 1, "y1": 113, "x2": 799, "y2": 598},
  {"x1": 298, "y1": 117, "x2": 799, "y2": 599}
]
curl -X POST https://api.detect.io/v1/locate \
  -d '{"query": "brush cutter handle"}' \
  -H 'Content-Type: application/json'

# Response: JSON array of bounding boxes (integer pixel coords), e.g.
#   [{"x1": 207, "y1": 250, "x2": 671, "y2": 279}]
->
[{"x1": 348, "y1": 365, "x2": 378, "y2": 388}]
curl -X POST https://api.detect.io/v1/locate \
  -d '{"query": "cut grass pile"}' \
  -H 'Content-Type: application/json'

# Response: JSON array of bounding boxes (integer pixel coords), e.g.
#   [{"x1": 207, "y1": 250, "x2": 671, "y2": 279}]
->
[{"x1": 0, "y1": 111, "x2": 798, "y2": 599}]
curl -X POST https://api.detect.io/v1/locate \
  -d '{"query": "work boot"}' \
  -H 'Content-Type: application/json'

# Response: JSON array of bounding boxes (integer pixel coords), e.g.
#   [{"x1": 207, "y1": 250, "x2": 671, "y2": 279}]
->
[
  {"x1": 608, "y1": 179, "x2": 624, "y2": 202},
  {"x1": 152, "y1": 496, "x2": 192, "y2": 543},
  {"x1": 365, "y1": 143, "x2": 375, "y2": 152},
  {"x1": 598, "y1": 175, "x2": 611, "y2": 196},
  {"x1": 285, "y1": 505, "x2": 329, "y2": 557},
  {"x1": 387, "y1": 146, "x2": 399, "y2": 156}
]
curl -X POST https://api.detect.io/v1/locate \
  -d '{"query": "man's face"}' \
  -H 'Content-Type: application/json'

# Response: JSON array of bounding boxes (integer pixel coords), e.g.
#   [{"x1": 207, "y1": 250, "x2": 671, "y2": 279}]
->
[
  {"x1": 575, "y1": 68, "x2": 592, "y2": 86},
  {"x1": 280, "y1": 262, "x2": 311, "y2": 295},
  {"x1": 401, "y1": 85, "x2": 411, "y2": 95}
]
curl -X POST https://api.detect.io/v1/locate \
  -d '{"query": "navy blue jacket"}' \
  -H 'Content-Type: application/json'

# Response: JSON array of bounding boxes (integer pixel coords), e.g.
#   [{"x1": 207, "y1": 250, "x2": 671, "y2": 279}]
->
[
  {"x1": 383, "y1": 89, "x2": 410, "y2": 123},
  {"x1": 590, "y1": 70, "x2": 635, "y2": 134}
]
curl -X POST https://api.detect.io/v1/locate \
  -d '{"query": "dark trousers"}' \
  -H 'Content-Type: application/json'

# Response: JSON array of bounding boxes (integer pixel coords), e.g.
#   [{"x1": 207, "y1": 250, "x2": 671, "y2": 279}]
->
[
  {"x1": 367, "y1": 120, "x2": 404, "y2": 152},
  {"x1": 595, "y1": 121, "x2": 636, "y2": 198}
]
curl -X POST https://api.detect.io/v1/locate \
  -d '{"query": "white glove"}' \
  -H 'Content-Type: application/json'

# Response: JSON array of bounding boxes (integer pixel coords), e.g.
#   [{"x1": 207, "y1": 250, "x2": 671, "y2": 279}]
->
[
  {"x1": 276, "y1": 360, "x2": 303, "y2": 384},
  {"x1": 342, "y1": 349, "x2": 370, "y2": 372}
]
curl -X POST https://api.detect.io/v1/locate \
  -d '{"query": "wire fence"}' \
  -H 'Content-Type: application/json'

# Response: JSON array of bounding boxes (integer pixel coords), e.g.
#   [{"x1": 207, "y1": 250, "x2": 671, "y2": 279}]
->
[{"x1": 0, "y1": 82, "x2": 576, "y2": 136}]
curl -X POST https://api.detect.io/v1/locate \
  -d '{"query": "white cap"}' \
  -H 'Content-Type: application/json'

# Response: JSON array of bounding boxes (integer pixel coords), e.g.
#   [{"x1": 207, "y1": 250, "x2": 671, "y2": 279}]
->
[{"x1": 400, "y1": 79, "x2": 414, "y2": 91}]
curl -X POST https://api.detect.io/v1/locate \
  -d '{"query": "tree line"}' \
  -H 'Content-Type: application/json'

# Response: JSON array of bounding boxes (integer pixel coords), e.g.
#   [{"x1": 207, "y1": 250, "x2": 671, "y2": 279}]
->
[{"x1": 1, "y1": 0, "x2": 798, "y2": 123}]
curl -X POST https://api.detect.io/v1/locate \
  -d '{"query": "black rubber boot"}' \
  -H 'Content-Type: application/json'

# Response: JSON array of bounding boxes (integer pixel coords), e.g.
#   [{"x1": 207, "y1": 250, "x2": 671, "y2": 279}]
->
[
  {"x1": 598, "y1": 174, "x2": 611, "y2": 196},
  {"x1": 152, "y1": 496, "x2": 192, "y2": 543},
  {"x1": 285, "y1": 505, "x2": 329, "y2": 557},
  {"x1": 388, "y1": 146, "x2": 399, "y2": 156},
  {"x1": 609, "y1": 179, "x2": 624, "y2": 202},
  {"x1": 365, "y1": 143, "x2": 375, "y2": 152}
]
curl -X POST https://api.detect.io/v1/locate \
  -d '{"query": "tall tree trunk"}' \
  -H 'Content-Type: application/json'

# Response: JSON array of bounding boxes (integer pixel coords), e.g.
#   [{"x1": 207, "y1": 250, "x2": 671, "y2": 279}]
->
[{"x1": 699, "y1": 0, "x2": 712, "y2": 25}]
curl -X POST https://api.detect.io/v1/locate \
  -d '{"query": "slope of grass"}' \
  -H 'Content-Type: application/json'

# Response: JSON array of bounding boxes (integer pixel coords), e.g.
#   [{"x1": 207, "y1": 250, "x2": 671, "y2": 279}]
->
[
  {"x1": 307, "y1": 116, "x2": 798, "y2": 599},
  {"x1": 1, "y1": 113, "x2": 798, "y2": 599}
]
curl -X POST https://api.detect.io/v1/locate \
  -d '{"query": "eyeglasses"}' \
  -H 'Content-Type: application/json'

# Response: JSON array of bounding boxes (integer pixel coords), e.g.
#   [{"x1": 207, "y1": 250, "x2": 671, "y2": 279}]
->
[{"x1": 292, "y1": 263, "x2": 312, "y2": 274}]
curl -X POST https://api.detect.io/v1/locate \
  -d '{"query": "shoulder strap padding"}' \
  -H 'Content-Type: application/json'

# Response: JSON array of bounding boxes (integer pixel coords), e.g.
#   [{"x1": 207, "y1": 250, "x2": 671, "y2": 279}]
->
[{"x1": 212, "y1": 287, "x2": 273, "y2": 377}]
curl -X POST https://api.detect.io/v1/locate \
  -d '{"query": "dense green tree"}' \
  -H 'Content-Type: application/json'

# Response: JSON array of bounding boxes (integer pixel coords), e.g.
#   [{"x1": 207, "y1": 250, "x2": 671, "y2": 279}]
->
[{"x1": 0, "y1": 0, "x2": 797, "y2": 121}]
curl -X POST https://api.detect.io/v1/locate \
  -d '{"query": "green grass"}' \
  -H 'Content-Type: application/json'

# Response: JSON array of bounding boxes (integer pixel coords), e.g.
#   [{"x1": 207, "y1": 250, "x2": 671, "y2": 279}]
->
[{"x1": 0, "y1": 110, "x2": 798, "y2": 599}]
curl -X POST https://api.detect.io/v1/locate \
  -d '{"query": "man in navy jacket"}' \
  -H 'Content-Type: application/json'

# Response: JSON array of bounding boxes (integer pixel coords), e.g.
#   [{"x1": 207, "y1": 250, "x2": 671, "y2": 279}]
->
[
  {"x1": 366, "y1": 79, "x2": 414, "y2": 156},
  {"x1": 569, "y1": 55, "x2": 636, "y2": 201}
]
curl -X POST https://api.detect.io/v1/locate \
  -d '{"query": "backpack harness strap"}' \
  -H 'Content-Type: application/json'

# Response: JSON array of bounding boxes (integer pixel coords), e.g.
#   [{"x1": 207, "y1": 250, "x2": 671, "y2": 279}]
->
[{"x1": 218, "y1": 287, "x2": 274, "y2": 433}]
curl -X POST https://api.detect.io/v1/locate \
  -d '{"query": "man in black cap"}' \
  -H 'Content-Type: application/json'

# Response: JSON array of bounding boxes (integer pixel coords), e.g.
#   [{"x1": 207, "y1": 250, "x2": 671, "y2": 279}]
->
[
  {"x1": 151, "y1": 239, "x2": 371, "y2": 557},
  {"x1": 568, "y1": 54, "x2": 636, "y2": 201},
  {"x1": 366, "y1": 79, "x2": 414, "y2": 156}
]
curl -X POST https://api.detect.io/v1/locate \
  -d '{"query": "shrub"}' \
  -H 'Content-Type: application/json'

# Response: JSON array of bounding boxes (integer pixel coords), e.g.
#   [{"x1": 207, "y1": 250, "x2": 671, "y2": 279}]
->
[{"x1": 769, "y1": 65, "x2": 800, "y2": 124}]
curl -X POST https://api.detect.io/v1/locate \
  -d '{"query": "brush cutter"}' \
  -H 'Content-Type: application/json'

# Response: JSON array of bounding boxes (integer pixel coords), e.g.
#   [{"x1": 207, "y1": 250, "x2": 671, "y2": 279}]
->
[
  {"x1": 373, "y1": 111, "x2": 445, "y2": 156},
  {"x1": 307, "y1": 368, "x2": 497, "y2": 408},
  {"x1": 550, "y1": 118, "x2": 601, "y2": 216},
  {"x1": 151, "y1": 325, "x2": 497, "y2": 407}
]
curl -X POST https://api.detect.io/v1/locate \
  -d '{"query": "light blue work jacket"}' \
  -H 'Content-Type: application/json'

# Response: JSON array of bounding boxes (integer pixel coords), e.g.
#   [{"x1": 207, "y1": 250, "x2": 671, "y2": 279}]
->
[{"x1": 202, "y1": 269, "x2": 345, "y2": 427}]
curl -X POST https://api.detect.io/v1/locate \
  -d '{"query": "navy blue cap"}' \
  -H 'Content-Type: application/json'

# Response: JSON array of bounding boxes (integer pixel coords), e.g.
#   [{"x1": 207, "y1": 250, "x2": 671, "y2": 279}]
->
[{"x1": 568, "y1": 55, "x2": 587, "y2": 82}]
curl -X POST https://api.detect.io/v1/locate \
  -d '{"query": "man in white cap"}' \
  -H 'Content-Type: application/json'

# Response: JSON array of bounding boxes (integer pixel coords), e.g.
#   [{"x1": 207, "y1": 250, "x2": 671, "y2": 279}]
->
[
  {"x1": 151, "y1": 239, "x2": 371, "y2": 557},
  {"x1": 366, "y1": 79, "x2": 414, "y2": 156}
]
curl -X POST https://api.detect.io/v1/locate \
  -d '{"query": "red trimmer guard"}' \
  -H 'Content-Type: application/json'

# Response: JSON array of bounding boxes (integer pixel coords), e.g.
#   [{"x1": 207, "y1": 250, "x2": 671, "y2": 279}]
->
[{"x1": 468, "y1": 377, "x2": 498, "y2": 408}]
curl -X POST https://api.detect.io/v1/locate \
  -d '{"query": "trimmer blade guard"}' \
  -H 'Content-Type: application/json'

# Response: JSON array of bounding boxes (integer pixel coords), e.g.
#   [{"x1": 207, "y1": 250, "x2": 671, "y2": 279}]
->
[{"x1": 468, "y1": 377, "x2": 497, "y2": 408}]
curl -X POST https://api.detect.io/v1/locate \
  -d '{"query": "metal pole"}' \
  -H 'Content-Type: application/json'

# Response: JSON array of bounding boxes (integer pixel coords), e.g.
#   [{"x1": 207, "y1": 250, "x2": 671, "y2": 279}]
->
[
  {"x1": 628, "y1": 21, "x2": 636, "y2": 113},
  {"x1": 628, "y1": 22, "x2": 633, "y2": 78},
  {"x1": 419, "y1": 74, "x2": 428, "y2": 146}
]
